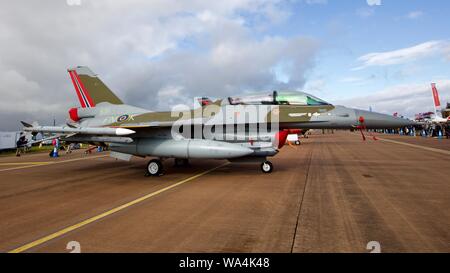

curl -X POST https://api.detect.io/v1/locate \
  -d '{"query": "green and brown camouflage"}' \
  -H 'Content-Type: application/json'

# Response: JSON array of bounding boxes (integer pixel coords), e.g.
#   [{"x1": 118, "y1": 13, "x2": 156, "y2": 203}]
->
[
  {"x1": 22, "y1": 66, "x2": 417, "y2": 174},
  {"x1": 64, "y1": 66, "x2": 416, "y2": 131}
]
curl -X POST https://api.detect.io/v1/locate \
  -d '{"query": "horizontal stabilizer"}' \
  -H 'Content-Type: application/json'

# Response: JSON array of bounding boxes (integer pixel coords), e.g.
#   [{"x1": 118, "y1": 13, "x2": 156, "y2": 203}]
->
[{"x1": 21, "y1": 121, "x2": 33, "y2": 128}]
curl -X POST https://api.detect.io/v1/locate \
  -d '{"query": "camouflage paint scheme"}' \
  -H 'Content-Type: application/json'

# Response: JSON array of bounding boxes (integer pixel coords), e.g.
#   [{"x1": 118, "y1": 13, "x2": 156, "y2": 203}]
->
[{"x1": 23, "y1": 66, "x2": 416, "y2": 174}]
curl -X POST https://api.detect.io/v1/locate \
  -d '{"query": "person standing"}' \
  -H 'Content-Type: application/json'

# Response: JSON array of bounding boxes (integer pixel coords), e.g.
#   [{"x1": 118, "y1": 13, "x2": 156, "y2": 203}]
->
[
  {"x1": 15, "y1": 134, "x2": 27, "y2": 157},
  {"x1": 51, "y1": 138, "x2": 60, "y2": 157}
]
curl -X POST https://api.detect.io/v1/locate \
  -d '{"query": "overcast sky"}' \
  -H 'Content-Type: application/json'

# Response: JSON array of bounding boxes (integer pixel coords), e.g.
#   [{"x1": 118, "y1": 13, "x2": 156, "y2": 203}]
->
[{"x1": 0, "y1": 0, "x2": 449, "y2": 130}]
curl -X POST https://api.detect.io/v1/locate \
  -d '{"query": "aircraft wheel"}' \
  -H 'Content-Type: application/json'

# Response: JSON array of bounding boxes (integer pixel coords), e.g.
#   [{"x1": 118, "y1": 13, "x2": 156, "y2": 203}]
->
[
  {"x1": 261, "y1": 161, "x2": 273, "y2": 174},
  {"x1": 146, "y1": 159, "x2": 163, "y2": 176}
]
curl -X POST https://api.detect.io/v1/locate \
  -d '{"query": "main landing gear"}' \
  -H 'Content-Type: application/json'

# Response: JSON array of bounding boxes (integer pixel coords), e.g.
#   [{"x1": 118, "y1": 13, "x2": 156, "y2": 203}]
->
[
  {"x1": 260, "y1": 161, "x2": 273, "y2": 174},
  {"x1": 146, "y1": 159, "x2": 163, "y2": 176},
  {"x1": 146, "y1": 158, "x2": 274, "y2": 176}
]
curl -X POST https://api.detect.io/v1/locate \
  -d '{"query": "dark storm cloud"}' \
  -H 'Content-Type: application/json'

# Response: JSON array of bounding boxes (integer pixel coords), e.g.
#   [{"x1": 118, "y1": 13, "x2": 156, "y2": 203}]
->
[{"x1": 0, "y1": 0, "x2": 320, "y2": 130}]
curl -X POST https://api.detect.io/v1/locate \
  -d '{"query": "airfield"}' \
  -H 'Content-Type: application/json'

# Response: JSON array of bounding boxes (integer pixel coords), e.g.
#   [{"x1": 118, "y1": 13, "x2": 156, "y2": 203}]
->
[{"x1": 0, "y1": 130, "x2": 449, "y2": 253}]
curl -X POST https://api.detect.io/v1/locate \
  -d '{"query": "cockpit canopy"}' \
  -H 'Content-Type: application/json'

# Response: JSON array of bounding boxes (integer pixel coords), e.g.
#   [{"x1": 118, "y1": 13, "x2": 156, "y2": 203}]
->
[{"x1": 228, "y1": 91, "x2": 331, "y2": 106}]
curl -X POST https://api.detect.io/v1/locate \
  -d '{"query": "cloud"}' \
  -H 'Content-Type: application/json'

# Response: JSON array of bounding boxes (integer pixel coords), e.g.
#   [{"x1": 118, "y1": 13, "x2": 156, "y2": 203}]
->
[
  {"x1": 366, "y1": 0, "x2": 382, "y2": 6},
  {"x1": 0, "y1": 0, "x2": 320, "y2": 130},
  {"x1": 340, "y1": 77, "x2": 366, "y2": 84},
  {"x1": 304, "y1": 79, "x2": 326, "y2": 93},
  {"x1": 356, "y1": 7, "x2": 375, "y2": 18},
  {"x1": 305, "y1": 0, "x2": 328, "y2": 4},
  {"x1": 406, "y1": 11, "x2": 424, "y2": 19},
  {"x1": 354, "y1": 40, "x2": 449, "y2": 70},
  {"x1": 339, "y1": 74, "x2": 378, "y2": 86},
  {"x1": 444, "y1": 46, "x2": 450, "y2": 61},
  {"x1": 335, "y1": 80, "x2": 450, "y2": 117}
]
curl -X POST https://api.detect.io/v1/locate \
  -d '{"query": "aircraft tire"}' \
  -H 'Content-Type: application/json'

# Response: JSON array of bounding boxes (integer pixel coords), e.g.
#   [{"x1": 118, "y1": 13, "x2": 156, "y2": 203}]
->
[
  {"x1": 146, "y1": 159, "x2": 163, "y2": 176},
  {"x1": 261, "y1": 161, "x2": 273, "y2": 174}
]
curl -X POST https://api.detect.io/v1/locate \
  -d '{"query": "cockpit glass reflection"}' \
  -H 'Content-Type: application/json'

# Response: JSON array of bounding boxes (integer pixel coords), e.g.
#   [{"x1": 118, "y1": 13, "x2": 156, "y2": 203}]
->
[{"x1": 228, "y1": 91, "x2": 330, "y2": 106}]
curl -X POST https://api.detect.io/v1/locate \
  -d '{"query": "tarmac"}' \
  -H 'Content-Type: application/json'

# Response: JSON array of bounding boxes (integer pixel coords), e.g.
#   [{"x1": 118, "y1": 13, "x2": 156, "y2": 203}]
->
[{"x1": 0, "y1": 131, "x2": 449, "y2": 253}]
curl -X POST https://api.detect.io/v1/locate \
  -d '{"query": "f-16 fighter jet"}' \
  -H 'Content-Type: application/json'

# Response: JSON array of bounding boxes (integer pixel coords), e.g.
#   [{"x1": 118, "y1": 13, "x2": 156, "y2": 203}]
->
[{"x1": 22, "y1": 66, "x2": 415, "y2": 176}]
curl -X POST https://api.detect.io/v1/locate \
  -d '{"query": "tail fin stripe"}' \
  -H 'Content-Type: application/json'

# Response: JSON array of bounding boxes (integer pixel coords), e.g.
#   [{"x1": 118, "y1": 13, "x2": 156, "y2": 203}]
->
[
  {"x1": 68, "y1": 70, "x2": 87, "y2": 108},
  {"x1": 73, "y1": 71, "x2": 95, "y2": 107},
  {"x1": 73, "y1": 71, "x2": 90, "y2": 107},
  {"x1": 431, "y1": 83, "x2": 441, "y2": 108}
]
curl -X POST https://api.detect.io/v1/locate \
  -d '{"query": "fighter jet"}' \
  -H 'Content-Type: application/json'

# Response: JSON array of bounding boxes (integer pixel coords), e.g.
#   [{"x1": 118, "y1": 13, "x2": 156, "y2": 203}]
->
[{"x1": 22, "y1": 66, "x2": 416, "y2": 176}]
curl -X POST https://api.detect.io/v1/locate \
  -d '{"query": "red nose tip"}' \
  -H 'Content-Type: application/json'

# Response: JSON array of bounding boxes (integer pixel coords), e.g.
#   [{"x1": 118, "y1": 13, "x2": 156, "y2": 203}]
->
[
  {"x1": 68, "y1": 108, "x2": 80, "y2": 122},
  {"x1": 359, "y1": 116, "x2": 365, "y2": 123}
]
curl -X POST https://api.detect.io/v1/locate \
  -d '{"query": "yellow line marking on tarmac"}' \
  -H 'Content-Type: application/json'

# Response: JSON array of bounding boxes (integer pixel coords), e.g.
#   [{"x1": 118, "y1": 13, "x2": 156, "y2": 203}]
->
[
  {"x1": 8, "y1": 162, "x2": 230, "y2": 253},
  {"x1": 378, "y1": 138, "x2": 450, "y2": 156},
  {"x1": 0, "y1": 155, "x2": 109, "y2": 172},
  {"x1": 0, "y1": 162, "x2": 53, "y2": 166}
]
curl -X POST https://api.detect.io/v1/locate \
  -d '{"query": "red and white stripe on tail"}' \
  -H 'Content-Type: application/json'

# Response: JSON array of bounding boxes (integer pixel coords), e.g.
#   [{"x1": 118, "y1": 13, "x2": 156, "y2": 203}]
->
[{"x1": 68, "y1": 69, "x2": 95, "y2": 108}]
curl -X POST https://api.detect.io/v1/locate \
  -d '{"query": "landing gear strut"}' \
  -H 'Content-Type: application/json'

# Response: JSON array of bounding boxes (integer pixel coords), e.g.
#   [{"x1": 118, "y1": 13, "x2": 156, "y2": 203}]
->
[
  {"x1": 146, "y1": 159, "x2": 163, "y2": 176},
  {"x1": 261, "y1": 161, "x2": 273, "y2": 174}
]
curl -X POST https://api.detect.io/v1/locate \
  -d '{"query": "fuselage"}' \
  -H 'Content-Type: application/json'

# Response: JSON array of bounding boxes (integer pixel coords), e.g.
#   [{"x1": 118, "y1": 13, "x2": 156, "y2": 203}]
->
[
  {"x1": 75, "y1": 91, "x2": 416, "y2": 134},
  {"x1": 24, "y1": 66, "x2": 418, "y2": 174},
  {"x1": 62, "y1": 91, "x2": 416, "y2": 160}
]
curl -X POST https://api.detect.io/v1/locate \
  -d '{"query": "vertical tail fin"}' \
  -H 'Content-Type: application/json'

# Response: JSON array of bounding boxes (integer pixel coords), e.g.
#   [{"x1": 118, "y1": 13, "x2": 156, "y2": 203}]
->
[
  {"x1": 197, "y1": 97, "x2": 213, "y2": 106},
  {"x1": 431, "y1": 83, "x2": 442, "y2": 118},
  {"x1": 68, "y1": 66, "x2": 123, "y2": 108}
]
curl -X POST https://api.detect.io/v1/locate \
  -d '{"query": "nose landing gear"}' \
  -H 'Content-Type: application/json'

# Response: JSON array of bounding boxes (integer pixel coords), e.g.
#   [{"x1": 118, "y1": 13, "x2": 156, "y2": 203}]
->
[{"x1": 261, "y1": 161, "x2": 273, "y2": 174}]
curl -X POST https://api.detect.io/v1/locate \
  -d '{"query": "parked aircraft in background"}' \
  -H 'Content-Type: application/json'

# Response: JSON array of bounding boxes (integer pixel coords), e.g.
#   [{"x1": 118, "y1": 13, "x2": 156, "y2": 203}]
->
[
  {"x1": 429, "y1": 83, "x2": 449, "y2": 123},
  {"x1": 0, "y1": 132, "x2": 24, "y2": 150},
  {"x1": 22, "y1": 66, "x2": 416, "y2": 176},
  {"x1": 0, "y1": 131, "x2": 37, "y2": 151}
]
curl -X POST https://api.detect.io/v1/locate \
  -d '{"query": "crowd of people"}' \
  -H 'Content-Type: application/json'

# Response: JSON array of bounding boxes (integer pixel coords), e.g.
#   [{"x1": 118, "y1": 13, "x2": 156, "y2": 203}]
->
[
  {"x1": 373, "y1": 123, "x2": 450, "y2": 139},
  {"x1": 14, "y1": 135, "x2": 87, "y2": 157}
]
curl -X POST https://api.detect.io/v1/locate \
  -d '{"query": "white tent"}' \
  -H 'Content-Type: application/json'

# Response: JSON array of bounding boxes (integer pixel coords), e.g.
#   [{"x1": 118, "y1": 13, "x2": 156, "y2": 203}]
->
[{"x1": 0, "y1": 131, "x2": 21, "y2": 150}]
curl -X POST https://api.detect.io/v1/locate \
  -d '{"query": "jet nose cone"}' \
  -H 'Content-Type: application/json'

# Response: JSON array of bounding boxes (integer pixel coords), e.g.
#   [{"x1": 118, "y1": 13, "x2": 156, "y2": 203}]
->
[{"x1": 355, "y1": 110, "x2": 416, "y2": 129}]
